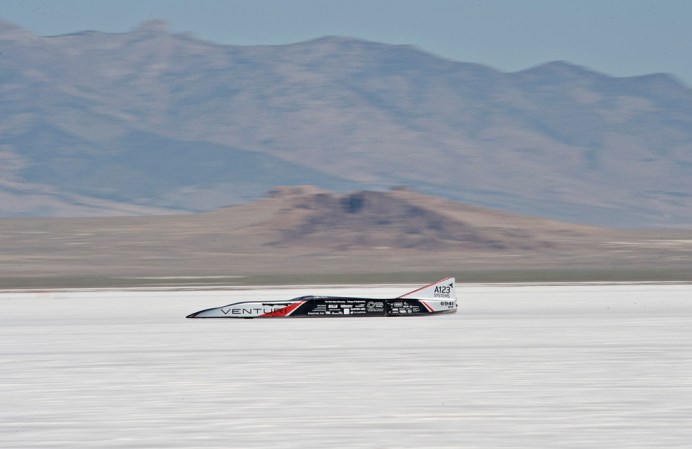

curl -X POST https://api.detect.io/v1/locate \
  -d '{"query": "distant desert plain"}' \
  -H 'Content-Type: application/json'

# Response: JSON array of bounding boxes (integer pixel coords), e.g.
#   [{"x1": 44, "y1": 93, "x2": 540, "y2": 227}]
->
[{"x1": 1, "y1": 187, "x2": 691, "y2": 288}]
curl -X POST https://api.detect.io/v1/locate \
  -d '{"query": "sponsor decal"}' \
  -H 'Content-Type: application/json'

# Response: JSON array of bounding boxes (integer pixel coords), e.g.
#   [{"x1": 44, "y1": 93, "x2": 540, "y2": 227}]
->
[
  {"x1": 434, "y1": 283, "x2": 453, "y2": 298},
  {"x1": 218, "y1": 302, "x2": 305, "y2": 317},
  {"x1": 222, "y1": 306, "x2": 286, "y2": 315},
  {"x1": 367, "y1": 301, "x2": 384, "y2": 312},
  {"x1": 388, "y1": 299, "x2": 424, "y2": 315}
]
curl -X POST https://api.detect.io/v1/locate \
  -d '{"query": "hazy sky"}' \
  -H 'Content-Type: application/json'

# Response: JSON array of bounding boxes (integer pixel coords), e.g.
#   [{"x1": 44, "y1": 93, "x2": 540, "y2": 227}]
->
[{"x1": 2, "y1": 0, "x2": 692, "y2": 85}]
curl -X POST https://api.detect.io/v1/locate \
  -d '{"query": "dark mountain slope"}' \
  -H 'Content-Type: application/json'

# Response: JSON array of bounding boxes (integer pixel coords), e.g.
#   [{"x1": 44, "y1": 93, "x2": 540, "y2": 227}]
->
[{"x1": 1, "y1": 20, "x2": 691, "y2": 226}]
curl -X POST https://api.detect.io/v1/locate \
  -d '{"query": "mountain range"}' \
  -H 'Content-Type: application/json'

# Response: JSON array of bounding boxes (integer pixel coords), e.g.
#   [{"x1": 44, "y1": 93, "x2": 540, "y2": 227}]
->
[{"x1": 1, "y1": 19, "x2": 691, "y2": 227}]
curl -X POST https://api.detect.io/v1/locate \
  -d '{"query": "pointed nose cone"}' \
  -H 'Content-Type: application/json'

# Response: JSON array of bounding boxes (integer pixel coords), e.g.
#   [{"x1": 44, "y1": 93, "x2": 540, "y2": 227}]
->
[{"x1": 186, "y1": 306, "x2": 226, "y2": 318}]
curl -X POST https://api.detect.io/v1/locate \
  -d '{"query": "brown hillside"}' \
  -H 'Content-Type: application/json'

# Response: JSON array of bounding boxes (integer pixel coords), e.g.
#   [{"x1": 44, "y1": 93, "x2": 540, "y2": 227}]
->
[
  {"x1": 0, "y1": 186, "x2": 689, "y2": 280},
  {"x1": 241, "y1": 187, "x2": 601, "y2": 251}
]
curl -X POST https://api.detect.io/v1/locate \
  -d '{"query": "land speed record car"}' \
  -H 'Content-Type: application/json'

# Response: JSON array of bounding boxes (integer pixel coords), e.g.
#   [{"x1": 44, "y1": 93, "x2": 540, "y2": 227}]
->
[{"x1": 187, "y1": 278, "x2": 457, "y2": 319}]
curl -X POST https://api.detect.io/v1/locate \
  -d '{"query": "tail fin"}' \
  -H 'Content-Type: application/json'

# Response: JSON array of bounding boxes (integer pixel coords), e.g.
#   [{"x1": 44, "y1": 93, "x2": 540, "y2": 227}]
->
[{"x1": 398, "y1": 277, "x2": 455, "y2": 300}]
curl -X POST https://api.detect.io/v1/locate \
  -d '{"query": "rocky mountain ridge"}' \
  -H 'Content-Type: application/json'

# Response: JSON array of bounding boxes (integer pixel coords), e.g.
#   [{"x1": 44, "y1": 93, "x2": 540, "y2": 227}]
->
[{"x1": 1, "y1": 20, "x2": 691, "y2": 227}]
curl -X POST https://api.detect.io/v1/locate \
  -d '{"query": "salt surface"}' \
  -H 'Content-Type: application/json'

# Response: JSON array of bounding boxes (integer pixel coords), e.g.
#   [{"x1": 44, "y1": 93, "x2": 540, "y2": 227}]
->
[{"x1": 1, "y1": 284, "x2": 691, "y2": 448}]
